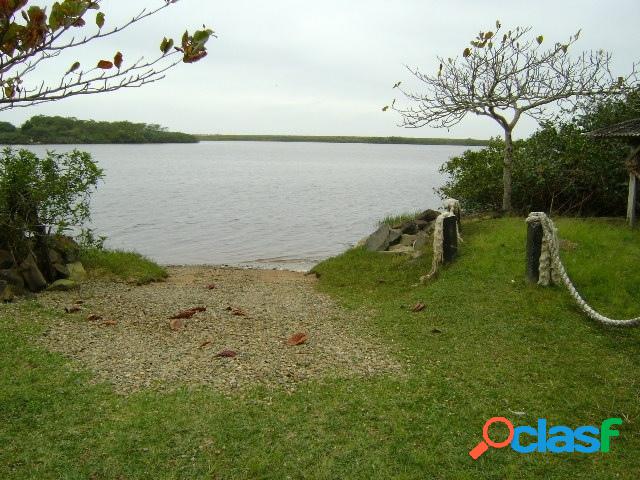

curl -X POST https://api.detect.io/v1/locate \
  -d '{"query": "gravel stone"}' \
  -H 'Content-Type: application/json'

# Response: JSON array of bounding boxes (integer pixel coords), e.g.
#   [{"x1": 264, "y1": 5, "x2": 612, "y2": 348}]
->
[{"x1": 35, "y1": 266, "x2": 402, "y2": 394}]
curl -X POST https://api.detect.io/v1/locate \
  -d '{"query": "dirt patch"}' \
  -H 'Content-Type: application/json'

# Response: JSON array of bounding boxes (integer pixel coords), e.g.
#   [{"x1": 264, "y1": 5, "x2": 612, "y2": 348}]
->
[{"x1": 36, "y1": 266, "x2": 401, "y2": 394}]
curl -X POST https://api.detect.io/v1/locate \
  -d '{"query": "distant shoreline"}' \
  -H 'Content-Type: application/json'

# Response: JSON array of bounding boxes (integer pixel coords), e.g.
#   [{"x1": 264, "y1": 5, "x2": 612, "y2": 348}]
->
[{"x1": 195, "y1": 134, "x2": 489, "y2": 146}]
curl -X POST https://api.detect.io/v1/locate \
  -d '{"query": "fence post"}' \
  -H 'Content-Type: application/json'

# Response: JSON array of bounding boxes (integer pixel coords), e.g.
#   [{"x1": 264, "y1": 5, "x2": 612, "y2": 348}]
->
[
  {"x1": 526, "y1": 219, "x2": 543, "y2": 283},
  {"x1": 628, "y1": 173, "x2": 638, "y2": 228},
  {"x1": 442, "y1": 215, "x2": 458, "y2": 263}
]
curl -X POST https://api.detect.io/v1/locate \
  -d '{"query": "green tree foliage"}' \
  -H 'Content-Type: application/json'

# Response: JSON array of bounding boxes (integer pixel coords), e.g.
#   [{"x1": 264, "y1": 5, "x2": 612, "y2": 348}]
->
[
  {"x1": 2, "y1": 115, "x2": 197, "y2": 143},
  {"x1": 0, "y1": 147, "x2": 103, "y2": 261},
  {"x1": 438, "y1": 91, "x2": 640, "y2": 215},
  {"x1": 0, "y1": 0, "x2": 214, "y2": 110}
]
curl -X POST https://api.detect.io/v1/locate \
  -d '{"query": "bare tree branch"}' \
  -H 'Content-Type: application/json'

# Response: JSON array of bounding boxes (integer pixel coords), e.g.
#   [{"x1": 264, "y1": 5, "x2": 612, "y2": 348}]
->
[{"x1": 0, "y1": 0, "x2": 214, "y2": 110}]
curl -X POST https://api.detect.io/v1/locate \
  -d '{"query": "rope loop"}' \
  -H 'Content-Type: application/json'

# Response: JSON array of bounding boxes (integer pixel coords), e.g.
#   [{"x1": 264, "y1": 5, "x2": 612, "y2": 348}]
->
[{"x1": 526, "y1": 212, "x2": 640, "y2": 327}]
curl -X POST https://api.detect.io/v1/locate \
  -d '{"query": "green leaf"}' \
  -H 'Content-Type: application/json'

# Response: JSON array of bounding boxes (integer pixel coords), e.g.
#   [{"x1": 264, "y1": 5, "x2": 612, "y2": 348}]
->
[
  {"x1": 96, "y1": 11, "x2": 105, "y2": 28},
  {"x1": 536, "y1": 35, "x2": 544, "y2": 45},
  {"x1": 66, "y1": 61, "x2": 80, "y2": 74},
  {"x1": 160, "y1": 37, "x2": 174, "y2": 54}
]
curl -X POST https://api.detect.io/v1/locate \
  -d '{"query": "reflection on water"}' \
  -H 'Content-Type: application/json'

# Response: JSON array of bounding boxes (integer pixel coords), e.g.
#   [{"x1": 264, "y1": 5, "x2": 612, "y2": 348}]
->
[{"x1": 26, "y1": 141, "x2": 476, "y2": 270}]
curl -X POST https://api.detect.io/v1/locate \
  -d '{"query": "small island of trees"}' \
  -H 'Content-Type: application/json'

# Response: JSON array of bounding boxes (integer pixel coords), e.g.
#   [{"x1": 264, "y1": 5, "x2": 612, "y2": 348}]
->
[{"x1": 0, "y1": 116, "x2": 198, "y2": 144}]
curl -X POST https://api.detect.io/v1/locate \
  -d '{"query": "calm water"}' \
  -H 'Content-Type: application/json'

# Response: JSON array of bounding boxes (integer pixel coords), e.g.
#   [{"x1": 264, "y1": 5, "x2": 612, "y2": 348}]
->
[{"x1": 27, "y1": 142, "x2": 474, "y2": 270}]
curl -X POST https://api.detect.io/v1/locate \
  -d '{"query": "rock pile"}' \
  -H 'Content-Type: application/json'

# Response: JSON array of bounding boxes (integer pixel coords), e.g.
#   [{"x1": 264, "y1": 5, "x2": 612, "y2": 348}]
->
[
  {"x1": 0, "y1": 235, "x2": 87, "y2": 302},
  {"x1": 362, "y1": 209, "x2": 441, "y2": 255}
]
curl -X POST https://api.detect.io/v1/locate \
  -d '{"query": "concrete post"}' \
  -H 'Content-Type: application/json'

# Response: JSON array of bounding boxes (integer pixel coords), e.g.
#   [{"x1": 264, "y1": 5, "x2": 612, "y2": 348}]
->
[
  {"x1": 442, "y1": 216, "x2": 458, "y2": 263},
  {"x1": 526, "y1": 219, "x2": 543, "y2": 283}
]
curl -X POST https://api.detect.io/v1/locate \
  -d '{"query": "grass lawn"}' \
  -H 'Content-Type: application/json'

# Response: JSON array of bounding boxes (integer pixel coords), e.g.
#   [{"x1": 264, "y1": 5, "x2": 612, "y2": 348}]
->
[{"x1": 1, "y1": 217, "x2": 639, "y2": 479}]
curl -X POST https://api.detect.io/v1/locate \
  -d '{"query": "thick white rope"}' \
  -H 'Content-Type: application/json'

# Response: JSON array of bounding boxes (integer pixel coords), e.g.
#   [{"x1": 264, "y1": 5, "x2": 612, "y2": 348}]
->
[
  {"x1": 526, "y1": 212, "x2": 640, "y2": 327},
  {"x1": 420, "y1": 199, "x2": 463, "y2": 282},
  {"x1": 443, "y1": 198, "x2": 464, "y2": 243}
]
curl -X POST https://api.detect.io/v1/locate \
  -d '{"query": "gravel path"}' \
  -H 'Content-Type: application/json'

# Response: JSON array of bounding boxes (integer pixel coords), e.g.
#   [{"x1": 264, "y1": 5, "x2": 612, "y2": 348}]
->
[{"x1": 36, "y1": 266, "x2": 401, "y2": 394}]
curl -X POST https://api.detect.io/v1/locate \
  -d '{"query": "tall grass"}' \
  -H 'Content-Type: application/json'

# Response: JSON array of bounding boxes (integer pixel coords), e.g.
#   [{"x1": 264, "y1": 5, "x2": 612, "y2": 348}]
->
[{"x1": 80, "y1": 248, "x2": 167, "y2": 284}]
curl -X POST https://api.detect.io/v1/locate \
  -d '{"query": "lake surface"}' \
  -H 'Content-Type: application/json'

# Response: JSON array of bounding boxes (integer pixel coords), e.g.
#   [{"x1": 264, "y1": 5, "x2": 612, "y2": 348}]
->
[{"x1": 26, "y1": 142, "x2": 475, "y2": 270}]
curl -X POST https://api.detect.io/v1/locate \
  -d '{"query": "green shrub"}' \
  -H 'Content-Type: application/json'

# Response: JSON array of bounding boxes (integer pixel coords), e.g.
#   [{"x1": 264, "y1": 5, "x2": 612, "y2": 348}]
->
[{"x1": 0, "y1": 148, "x2": 103, "y2": 261}]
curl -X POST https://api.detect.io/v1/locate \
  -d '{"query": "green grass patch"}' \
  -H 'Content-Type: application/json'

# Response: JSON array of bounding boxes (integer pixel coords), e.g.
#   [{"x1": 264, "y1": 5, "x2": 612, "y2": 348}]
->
[
  {"x1": 0, "y1": 217, "x2": 638, "y2": 478},
  {"x1": 80, "y1": 248, "x2": 167, "y2": 284},
  {"x1": 378, "y1": 211, "x2": 420, "y2": 227}
]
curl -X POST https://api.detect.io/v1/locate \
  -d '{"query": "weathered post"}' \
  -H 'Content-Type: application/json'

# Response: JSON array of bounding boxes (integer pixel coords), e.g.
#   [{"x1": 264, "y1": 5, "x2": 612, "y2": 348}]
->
[
  {"x1": 526, "y1": 218, "x2": 543, "y2": 283},
  {"x1": 442, "y1": 215, "x2": 458, "y2": 263},
  {"x1": 628, "y1": 173, "x2": 638, "y2": 228}
]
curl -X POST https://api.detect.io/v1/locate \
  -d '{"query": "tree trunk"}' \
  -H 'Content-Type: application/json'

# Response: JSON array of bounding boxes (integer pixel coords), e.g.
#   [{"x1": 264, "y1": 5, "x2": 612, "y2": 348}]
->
[{"x1": 502, "y1": 128, "x2": 514, "y2": 213}]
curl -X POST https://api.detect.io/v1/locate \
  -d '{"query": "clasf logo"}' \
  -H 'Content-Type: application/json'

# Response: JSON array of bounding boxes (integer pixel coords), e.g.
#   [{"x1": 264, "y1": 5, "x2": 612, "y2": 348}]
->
[{"x1": 469, "y1": 417, "x2": 622, "y2": 459}]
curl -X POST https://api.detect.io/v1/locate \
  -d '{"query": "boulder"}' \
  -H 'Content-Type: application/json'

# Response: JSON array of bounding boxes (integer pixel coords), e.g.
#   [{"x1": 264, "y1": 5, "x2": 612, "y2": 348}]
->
[
  {"x1": 0, "y1": 249, "x2": 14, "y2": 269},
  {"x1": 53, "y1": 262, "x2": 70, "y2": 279},
  {"x1": 52, "y1": 235, "x2": 80, "y2": 263},
  {"x1": 365, "y1": 225, "x2": 390, "y2": 251},
  {"x1": 413, "y1": 232, "x2": 430, "y2": 250},
  {"x1": 386, "y1": 244, "x2": 415, "y2": 254},
  {"x1": 398, "y1": 221, "x2": 419, "y2": 235},
  {"x1": 0, "y1": 268, "x2": 24, "y2": 289},
  {"x1": 0, "y1": 280, "x2": 14, "y2": 302},
  {"x1": 415, "y1": 220, "x2": 430, "y2": 230},
  {"x1": 66, "y1": 261, "x2": 87, "y2": 282},
  {"x1": 19, "y1": 254, "x2": 47, "y2": 292},
  {"x1": 48, "y1": 248, "x2": 63, "y2": 265},
  {"x1": 416, "y1": 209, "x2": 440, "y2": 222},
  {"x1": 399, "y1": 234, "x2": 417, "y2": 246},
  {"x1": 387, "y1": 228, "x2": 402, "y2": 246},
  {"x1": 47, "y1": 279, "x2": 78, "y2": 291}
]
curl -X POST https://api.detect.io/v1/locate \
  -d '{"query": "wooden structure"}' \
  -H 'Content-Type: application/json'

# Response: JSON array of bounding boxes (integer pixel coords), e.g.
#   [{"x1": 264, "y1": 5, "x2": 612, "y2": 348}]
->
[{"x1": 587, "y1": 118, "x2": 640, "y2": 227}]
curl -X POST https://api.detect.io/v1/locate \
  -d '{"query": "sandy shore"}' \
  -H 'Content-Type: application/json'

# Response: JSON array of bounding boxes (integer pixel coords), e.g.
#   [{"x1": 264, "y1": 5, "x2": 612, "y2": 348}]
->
[{"x1": 35, "y1": 266, "x2": 402, "y2": 394}]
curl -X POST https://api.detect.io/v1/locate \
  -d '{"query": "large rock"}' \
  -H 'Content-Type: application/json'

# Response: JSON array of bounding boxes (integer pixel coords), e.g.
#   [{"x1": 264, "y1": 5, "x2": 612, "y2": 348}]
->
[
  {"x1": 47, "y1": 279, "x2": 78, "y2": 291},
  {"x1": 0, "y1": 280, "x2": 14, "y2": 302},
  {"x1": 399, "y1": 234, "x2": 417, "y2": 246},
  {"x1": 415, "y1": 220, "x2": 430, "y2": 230},
  {"x1": 398, "y1": 220, "x2": 419, "y2": 235},
  {"x1": 387, "y1": 228, "x2": 402, "y2": 246},
  {"x1": 52, "y1": 235, "x2": 80, "y2": 263},
  {"x1": 365, "y1": 225, "x2": 403, "y2": 251},
  {"x1": 53, "y1": 262, "x2": 70, "y2": 279},
  {"x1": 386, "y1": 244, "x2": 415, "y2": 254},
  {"x1": 0, "y1": 249, "x2": 14, "y2": 269},
  {"x1": 416, "y1": 209, "x2": 440, "y2": 222},
  {"x1": 0, "y1": 268, "x2": 24, "y2": 289},
  {"x1": 365, "y1": 225, "x2": 391, "y2": 251},
  {"x1": 66, "y1": 261, "x2": 87, "y2": 282},
  {"x1": 365, "y1": 224, "x2": 390, "y2": 251},
  {"x1": 48, "y1": 248, "x2": 63, "y2": 265},
  {"x1": 413, "y1": 231, "x2": 430, "y2": 250},
  {"x1": 19, "y1": 254, "x2": 47, "y2": 292}
]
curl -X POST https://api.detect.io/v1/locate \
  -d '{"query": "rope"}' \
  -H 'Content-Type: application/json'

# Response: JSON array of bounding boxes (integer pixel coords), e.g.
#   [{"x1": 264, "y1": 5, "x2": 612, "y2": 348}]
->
[
  {"x1": 526, "y1": 212, "x2": 640, "y2": 327},
  {"x1": 419, "y1": 199, "x2": 464, "y2": 283},
  {"x1": 443, "y1": 198, "x2": 464, "y2": 243}
]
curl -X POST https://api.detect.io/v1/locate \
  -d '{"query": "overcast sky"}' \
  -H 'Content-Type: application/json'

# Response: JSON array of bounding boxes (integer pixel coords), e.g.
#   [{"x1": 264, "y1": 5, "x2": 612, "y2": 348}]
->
[{"x1": 4, "y1": 0, "x2": 640, "y2": 139}]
